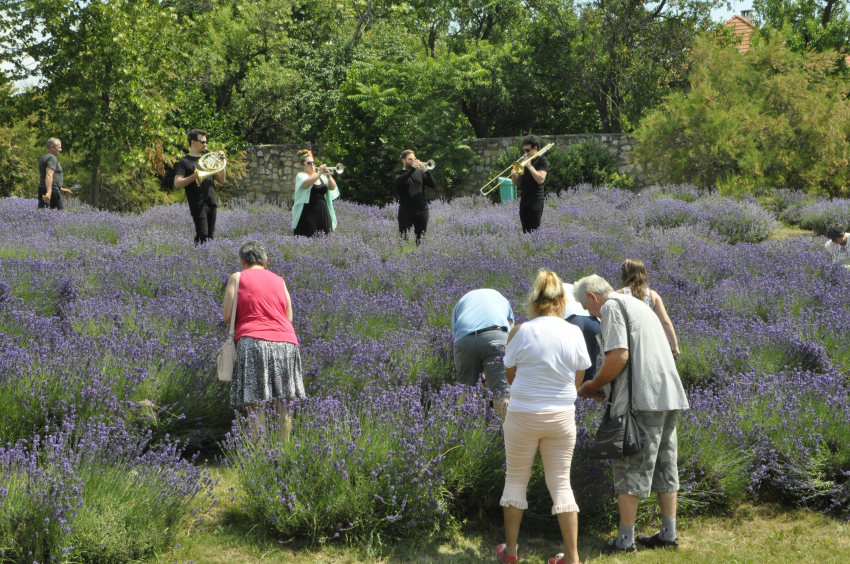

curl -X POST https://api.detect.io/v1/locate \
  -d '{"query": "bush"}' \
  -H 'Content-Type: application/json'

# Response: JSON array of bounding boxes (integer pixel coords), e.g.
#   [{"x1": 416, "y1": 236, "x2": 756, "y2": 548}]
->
[
  {"x1": 634, "y1": 35, "x2": 850, "y2": 196},
  {"x1": 0, "y1": 121, "x2": 41, "y2": 198},
  {"x1": 784, "y1": 198, "x2": 850, "y2": 235}
]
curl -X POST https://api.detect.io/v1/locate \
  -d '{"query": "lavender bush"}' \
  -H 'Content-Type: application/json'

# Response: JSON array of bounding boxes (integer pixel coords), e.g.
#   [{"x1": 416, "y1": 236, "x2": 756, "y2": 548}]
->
[{"x1": 1, "y1": 184, "x2": 849, "y2": 555}]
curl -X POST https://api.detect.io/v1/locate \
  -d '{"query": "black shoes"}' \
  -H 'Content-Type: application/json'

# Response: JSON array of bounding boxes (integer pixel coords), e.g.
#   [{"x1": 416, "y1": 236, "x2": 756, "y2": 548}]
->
[
  {"x1": 597, "y1": 538, "x2": 637, "y2": 554},
  {"x1": 636, "y1": 531, "x2": 680, "y2": 549}
]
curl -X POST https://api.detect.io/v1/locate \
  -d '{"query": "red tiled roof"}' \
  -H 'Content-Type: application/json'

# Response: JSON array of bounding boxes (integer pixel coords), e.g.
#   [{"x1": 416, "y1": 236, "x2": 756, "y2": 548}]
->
[{"x1": 725, "y1": 15, "x2": 757, "y2": 54}]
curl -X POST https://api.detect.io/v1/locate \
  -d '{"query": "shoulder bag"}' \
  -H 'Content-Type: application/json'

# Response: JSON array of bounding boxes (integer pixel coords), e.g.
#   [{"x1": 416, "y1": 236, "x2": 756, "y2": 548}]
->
[
  {"x1": 216, "y1": 273, "x2": 241, "y2": 382},
  {"x1": 588, "y1": 298, "x2": 645, "y2": 460}
]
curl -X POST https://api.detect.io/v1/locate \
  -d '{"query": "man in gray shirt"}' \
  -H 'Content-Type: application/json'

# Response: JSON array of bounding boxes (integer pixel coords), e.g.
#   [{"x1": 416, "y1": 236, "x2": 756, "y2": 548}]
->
[
  {"x1": 573, "y1": 274, "x2": 689, "y2": 554},
  {"x1": 38, "y1": 138, "x2": 71, "y2": 210}
]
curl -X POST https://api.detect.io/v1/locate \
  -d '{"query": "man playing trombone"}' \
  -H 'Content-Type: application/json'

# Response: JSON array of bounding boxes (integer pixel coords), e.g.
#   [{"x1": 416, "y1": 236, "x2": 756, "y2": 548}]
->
[
  {"x1": 393, "y1": 149, "x2": 435, "y2": 244},
  {"x1": 174, "y1": 128, "x2": 226, "y2": 244},
  {"x1": 513, "y1": 134, "x2": 549, "y2": 234}
]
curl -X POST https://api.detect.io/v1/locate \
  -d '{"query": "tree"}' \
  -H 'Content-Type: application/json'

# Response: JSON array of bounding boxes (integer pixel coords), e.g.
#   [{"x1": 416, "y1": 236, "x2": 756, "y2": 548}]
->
[
  {"x1": 753, "y1": 0, "x2": 850, "y2": 55},
  {"x1": 0, "y1": 0, "x2": 184, "y2": 206},
  {"x1": 528, "y1": 0, "x2": 718, "y2": 133},
  {"x1": 633, "y1": 36, "x2": 850, "y2": 196}
]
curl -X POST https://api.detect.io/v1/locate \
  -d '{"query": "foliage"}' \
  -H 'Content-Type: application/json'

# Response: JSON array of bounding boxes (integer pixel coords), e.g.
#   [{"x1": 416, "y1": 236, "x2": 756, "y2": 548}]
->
[
  {"x1": 487, "y1": 138, "x2": 631, "y2": 201},
  {"x1": 754, "y1": 0, "x2": 850, "y2": 57},
  {"x1": 528, "y1": 0, "x2": 719, "y2": 133},
  {"x1": 0, "y1": 120, "x2": 41, "y2": 199},
  {"x1": 634, "y1": 35, "x2": 850, "y2": 196}
]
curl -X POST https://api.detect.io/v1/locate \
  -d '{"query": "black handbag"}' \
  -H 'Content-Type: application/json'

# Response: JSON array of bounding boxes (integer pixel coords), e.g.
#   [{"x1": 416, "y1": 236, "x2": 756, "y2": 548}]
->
[{"x1": 588, "y1": 299, "x2": 645, "y2": 460}]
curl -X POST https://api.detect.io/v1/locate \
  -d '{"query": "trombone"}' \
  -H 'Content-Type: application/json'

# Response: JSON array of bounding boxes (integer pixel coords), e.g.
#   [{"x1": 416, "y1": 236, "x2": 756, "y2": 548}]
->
[{"x1": 480, "y1": 143, "x2": 554, "y2": 196}]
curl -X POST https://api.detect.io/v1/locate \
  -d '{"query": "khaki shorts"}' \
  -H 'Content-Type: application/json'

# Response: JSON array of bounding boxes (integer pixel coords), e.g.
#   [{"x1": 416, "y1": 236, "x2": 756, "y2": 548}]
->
[{"x1": 612, "y1": 410, "x2": 679, "y2": 498}]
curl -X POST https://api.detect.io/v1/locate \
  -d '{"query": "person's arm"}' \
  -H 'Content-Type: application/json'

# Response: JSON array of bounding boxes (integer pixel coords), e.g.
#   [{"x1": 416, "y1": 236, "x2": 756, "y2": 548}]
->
[
  {"x1": 222, "y1": 273, "x2": 238, "y2": 325},
  {"x1": 283, "y1": 280, "x2": 294, "y2": 323},
  {"x1": 326, "y1": 172, "x2": 337, "y2": 191},
  {"x1": 575, "y1": 369, "x2": 586, "y2": 389},
  {"x1": 215, "y1": 168, "x2": 226, "y2": 184},
  {"x1": 392, "y1": 168, "x2": 415, "y2": 188},
  {"x1": 299, "y1": 172, "x2": 321, "y2": 190},
  {"x1": 423, "y1": 171, "x2": 436, "y2": 188},
  {"x1": 504, "y1": 324, "x2": 521, "y2": 385},
  {"x1": 577, "y1": 348, "x2": 628, "y2": 400},
  {"x1": 526, "y1": 164, "x2": 547, "y2": 185},
  {"x1": 43, "y1": 168, "x2": 54, "y2": 202},
  {"x1": 174, "y1": 161, "x2": 200, "y2": 189},
  {"x1": 651, "y1": 291, "x2": 680, "y2": 358}
]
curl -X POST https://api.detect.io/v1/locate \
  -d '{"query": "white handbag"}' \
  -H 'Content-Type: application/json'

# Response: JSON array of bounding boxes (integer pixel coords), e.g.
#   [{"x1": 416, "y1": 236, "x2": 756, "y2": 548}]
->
[{"x1": 216, "y1": 273, "x2": 241, "y2": 382}]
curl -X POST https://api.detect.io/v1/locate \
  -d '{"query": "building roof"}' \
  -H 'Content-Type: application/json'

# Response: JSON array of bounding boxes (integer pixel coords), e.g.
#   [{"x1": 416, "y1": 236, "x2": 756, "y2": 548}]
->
[{"x1": 725, "y1": 15, "x2": 758, "y2": 54}]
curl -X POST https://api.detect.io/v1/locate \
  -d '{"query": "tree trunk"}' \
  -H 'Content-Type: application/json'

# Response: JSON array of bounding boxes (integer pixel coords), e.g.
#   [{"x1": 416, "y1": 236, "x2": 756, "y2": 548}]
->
[{"x1": 89, "y1": 154, "x2": 101, "y2": 208}]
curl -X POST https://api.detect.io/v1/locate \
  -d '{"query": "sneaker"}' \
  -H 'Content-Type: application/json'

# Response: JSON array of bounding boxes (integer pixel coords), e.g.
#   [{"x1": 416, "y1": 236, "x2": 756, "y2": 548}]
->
[
  {"x1": 496, "y1": 544, "x2": 518, "y2": 564},
  {"x1": 636, "y1": 531, "x2": 679, "y2": 549},
  {"x1": 597, "y1": 538, "x2": 638, "y2": 554},
  {"x1": 548, "y1": 553, "x2": 565, "y2": 564}
]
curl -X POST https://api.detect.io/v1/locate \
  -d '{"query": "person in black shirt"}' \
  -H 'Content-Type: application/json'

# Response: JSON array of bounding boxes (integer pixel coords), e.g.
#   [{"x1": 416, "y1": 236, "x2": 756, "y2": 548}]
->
[
  {"x1": 38, "y1": 138, "x2": 72, "y2": 210},
  {"x1": 393, "y1": 150, "x2": 435, "y2": 244},
  {"x1": 174, "y1": 128, "x2": 226, "y2": 244},
  {"x1": 512, "y1": 134, "x2": 549, "y2": 233}
]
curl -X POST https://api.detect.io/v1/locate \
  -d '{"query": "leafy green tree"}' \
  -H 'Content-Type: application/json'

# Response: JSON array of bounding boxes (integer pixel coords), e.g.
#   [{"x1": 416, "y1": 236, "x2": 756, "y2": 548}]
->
[
  {"x1": 528, "y1": 0, "x2": 719, "y2": 134},
  {"x1": 0, "y1": 0, "x2": 184, "y2": 206},
  {"x1": 633, "y1": 36, "x2": 850, "y2": 196},
  {"x1": 753, "y1": 0, "x2": 850, "y2": 55}
]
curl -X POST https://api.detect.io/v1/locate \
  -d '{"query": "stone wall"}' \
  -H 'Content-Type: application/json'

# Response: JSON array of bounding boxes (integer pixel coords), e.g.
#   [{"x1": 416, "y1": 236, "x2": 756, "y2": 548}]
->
[
  {"x1": 459, "y1": 133, "x2": 657, "y2": 197},
  {"x1": 234, "y1": 134, "x2": 658, "y2": 201}
]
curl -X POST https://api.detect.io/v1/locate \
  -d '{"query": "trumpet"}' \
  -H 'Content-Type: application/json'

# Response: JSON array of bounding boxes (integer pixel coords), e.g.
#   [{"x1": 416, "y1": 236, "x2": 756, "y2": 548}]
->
[
  {"x1": 480, "y1": 143, "x2": 554, "y2": 195},
  {"x1": 416, "y1": 159, "x2": 436, "y2": 172},
  {"x1": 196, "y1": 150, "x2": 227, "y2": 185},
  {"x1": 318, "y1": 163, "x2": 345, "y2": 175}
]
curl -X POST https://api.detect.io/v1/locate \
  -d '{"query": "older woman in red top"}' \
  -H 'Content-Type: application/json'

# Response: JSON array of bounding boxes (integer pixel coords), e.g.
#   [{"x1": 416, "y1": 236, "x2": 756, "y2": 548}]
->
[{"x1": 223, "y1": 240, "x2": 305, "y2": 439}]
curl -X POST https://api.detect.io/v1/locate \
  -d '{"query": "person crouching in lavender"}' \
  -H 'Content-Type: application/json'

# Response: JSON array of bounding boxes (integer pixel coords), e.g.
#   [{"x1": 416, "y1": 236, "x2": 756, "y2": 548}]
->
[
  {"x1": 824, "y1": 224, "x2": 850, "y2": 268},
  {"x1": 451, "y1": 289, "x2": 514, "y2": 418},
  {"x1": 223, "y1": 240, "x2": 306, "y2": 440},
  {"x1": 573, "y1": 274, "x2": 690, "y2": 554},
  {"x1": 496, "y1": 271, "x2": 590, "y2": 564}
]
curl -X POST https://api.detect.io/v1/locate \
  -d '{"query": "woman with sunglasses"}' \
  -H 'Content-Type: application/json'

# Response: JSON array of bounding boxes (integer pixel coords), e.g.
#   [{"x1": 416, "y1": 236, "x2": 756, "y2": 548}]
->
[{"x1": 292, "y1": 149, "x2": 340, "y2": 237}]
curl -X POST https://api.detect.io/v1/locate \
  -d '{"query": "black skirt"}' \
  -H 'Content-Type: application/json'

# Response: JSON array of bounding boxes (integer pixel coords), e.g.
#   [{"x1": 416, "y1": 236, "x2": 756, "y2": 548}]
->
[{"x1": 294, "y1": 183, "x2": 332, "y2": 237}]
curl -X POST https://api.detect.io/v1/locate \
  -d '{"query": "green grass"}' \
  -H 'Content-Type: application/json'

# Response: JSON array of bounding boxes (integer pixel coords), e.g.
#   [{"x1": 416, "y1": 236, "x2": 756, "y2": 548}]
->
[{"x1": 145, "y1": 465, "x2": 850, "y2": 563}]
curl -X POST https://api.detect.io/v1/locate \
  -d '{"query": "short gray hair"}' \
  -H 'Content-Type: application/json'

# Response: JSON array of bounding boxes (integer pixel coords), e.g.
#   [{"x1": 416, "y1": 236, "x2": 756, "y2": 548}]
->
[
  {"x1": 239, "y1": 240, "x2": 267, "y2": 266},
  {"x1": 46, "y1": 138, "x2": 60, "y2": 148},
  {"x1": 573, "y1": 275, "x2": 613, "y2": 304}
]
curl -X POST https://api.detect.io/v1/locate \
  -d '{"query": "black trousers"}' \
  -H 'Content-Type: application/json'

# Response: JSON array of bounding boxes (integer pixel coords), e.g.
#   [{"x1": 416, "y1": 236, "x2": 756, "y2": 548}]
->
[
  {"x1": 398, "y1": 207, "x2": 429, "y2": 242},
  {"x1": 519, "y1": 200, "x2": 544, "y2": 233},
  {"x1": 192, "y1": 205, "x2": 217, "y2": 244},
  {"x1": 37, "y1": 189, "x2": 64, "y2": 210}
]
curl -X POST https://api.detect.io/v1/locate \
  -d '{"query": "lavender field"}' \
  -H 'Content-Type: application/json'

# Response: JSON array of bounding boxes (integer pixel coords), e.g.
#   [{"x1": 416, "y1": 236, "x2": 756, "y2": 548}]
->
[{"x1": 2, "y1": 185, "x2": 850, "y2": 562}]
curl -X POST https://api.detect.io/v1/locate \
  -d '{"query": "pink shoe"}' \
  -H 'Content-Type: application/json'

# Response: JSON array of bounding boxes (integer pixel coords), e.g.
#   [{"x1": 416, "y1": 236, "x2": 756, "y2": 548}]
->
[
  {"x1": 548, "y1": 553, "x2": 565, "y2": 564},
  {"x1": 496, "y1": 544, "x2": 518, "y2": 563}
]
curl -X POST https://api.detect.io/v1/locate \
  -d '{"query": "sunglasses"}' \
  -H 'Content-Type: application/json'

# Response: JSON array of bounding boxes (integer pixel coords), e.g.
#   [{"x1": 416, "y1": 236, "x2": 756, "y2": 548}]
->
[
  {"x1": 304, "y1": 161, "x2": 316, "y2": 165},
  {"x1": 522, "y1": 148, "x2": 533, "y2": 153},
  {"x1": 194, "y1": 140, "x2": 208, "y2": 144}
]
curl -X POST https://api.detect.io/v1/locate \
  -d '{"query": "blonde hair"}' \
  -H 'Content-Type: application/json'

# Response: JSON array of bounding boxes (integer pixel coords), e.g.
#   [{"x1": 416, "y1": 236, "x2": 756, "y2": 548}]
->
[{"x1": 527, "y1": 270, "x2": 566, "y2": 318}]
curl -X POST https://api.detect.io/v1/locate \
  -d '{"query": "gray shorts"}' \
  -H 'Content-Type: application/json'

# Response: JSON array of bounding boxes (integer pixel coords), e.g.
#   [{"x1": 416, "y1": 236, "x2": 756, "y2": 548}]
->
[
  {"x1": 613, "y1": 410, "x2": 679, "y2": 497},
  {"x1": 453, "y1": 330, "x2": 509, "y2": 395}
]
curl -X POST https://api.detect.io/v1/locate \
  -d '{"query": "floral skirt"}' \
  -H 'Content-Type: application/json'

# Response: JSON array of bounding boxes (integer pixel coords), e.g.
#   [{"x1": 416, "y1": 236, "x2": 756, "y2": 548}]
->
[{"x1": 230, "y1": 337, "x2": 306, "y2": 408}]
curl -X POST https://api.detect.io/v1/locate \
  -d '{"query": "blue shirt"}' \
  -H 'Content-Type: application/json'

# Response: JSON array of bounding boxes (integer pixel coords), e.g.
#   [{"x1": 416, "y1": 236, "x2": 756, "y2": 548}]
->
[
  {"x1": 451, "y1": 289, "x2": 514, "y2": 343},
  {"x1": 566, "y1": 314, "x2": 601, "y2": 381}
]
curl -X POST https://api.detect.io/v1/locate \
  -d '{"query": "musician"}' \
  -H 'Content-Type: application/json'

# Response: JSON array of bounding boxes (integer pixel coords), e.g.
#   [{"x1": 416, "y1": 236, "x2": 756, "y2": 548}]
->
[
  {"x1": 512, "y1": 134, "x2": 549, "y2": 233},
  {"x1": 292, "y1": 150, "x2": 340, "y2": 237},
  {"x1": 393, "y1": 150, "x2": 435, "y2": 244},
  {"x1": 174, "y1": 129, "x2": 226, "y2": 244}
]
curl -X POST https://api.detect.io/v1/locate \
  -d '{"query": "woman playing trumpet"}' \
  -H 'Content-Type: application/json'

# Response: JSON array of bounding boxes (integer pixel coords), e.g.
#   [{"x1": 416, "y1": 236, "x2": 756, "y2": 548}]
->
[{"x1": 292, "y1": 150, "x2": 340, "y2": 237}]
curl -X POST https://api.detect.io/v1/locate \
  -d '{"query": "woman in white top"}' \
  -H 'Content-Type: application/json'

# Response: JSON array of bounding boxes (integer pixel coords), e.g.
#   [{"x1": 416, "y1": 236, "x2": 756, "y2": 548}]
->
[
  {"x1": 616, "y1": 258, "x2": 680, "y2": 358},
  {"x1": 495, "y1": 271, "x2": 590, "y2": 564}
]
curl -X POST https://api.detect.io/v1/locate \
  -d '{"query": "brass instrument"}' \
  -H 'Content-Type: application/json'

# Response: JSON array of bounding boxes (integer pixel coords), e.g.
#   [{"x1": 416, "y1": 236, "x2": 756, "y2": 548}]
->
[
  {"x1": 196, "y1": 150, "x2": 227, "y2": 185},
  {"x1": 318, "y1": 163, "x2": 345, "y2": 175},
  {"x1": 480, "y1": 143, "x2": 555, "y2": 196},
  {"x1": 417, "y1": 159, "x2": 436, "y2": 172}
]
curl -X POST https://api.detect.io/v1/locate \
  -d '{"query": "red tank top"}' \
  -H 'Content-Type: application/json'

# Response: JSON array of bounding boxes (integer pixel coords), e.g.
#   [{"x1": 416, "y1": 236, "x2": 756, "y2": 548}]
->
[{"x1": 234, "y1": 269, "x2": 298, "y2": 345}]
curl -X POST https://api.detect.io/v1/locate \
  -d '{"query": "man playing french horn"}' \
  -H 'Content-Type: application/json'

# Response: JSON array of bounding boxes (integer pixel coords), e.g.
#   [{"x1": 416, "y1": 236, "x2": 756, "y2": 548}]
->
[
  {"x1": 174, "y1": 128, "x2": 227, "y2": 245},
  {"x1": 513, "y1": 134, "x2": 549, "y2": 234},
  {"x1": 393, "y1": 149, "x2": 436, "y2": 244}
]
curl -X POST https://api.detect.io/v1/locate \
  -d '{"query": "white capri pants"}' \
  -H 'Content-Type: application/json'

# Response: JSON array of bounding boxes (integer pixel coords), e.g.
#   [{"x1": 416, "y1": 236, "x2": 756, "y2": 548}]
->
[{"x1": 500, "y1": 409, "x2": 579, "y2": 514}]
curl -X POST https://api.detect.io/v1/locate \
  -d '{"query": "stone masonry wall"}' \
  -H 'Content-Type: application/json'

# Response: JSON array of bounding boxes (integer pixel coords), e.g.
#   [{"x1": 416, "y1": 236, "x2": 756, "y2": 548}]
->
[{"x1": 234, "y1": 134, "x2": 658, "y2": 201}]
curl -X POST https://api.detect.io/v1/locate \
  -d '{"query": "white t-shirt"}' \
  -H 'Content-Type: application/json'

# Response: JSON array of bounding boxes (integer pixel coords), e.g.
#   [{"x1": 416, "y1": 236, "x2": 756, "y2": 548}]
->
[{"x1": 503, "y1": 316, "x2": 591, "y2": 412}]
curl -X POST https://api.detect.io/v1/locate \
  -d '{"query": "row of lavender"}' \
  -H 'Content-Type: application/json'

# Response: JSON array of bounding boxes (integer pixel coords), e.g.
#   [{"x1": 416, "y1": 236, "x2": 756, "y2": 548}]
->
[{"x1": 0, "y1": 185, "x2": 848, "y2": 559}]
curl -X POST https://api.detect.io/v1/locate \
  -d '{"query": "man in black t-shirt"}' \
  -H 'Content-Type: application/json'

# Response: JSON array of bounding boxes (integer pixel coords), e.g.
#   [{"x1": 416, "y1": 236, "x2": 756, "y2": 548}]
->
[
  {"x1": 393, "y1": 149, "x2": 436, "y2": 244},
  {"x1": 173, "y1": 129, "x2": 226, "y2": 244},
  {"x1": 38, "y1": 138, "x2": 72, "y2": 210},
  {"x1": 512, "y1": 134, "x2": 549, "y2": 233}
]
